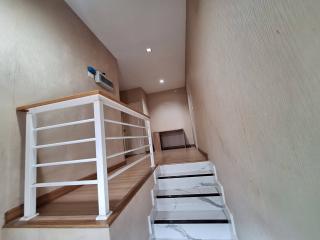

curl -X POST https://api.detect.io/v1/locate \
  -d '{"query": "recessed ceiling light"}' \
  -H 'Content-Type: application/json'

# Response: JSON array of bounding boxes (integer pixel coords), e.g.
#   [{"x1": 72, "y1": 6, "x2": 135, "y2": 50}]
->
[
  {"x1": 146, "y1": 48, "x2": 152, "y2": 53},
  {"x1": 159, "y1": 79, "x2": 165, "y2": 84}
]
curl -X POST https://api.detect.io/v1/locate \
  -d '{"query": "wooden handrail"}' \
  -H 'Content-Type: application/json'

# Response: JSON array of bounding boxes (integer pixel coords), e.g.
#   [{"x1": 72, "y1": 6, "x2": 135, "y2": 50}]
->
[{"x1": 16, "y1": 89, "x2": 149, "y2": 119}]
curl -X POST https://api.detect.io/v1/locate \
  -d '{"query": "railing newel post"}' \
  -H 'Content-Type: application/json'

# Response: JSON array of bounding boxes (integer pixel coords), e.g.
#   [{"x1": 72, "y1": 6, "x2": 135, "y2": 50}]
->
[
  {"x1": 21, "y1": 112, "x2": 38, "y2": 221},
  {"x1": 145, "y1": 120, "x2": 155, "y2": 168},
  {"x1": 93, "y1": 99, "x2": 111, "y2": 220}
]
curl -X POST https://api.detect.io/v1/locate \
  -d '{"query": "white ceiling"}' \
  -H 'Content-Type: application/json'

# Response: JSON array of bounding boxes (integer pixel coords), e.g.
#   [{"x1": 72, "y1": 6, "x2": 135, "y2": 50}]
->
[{"x1": 66, "y1": 0, "x2": 186, "y2": 93}]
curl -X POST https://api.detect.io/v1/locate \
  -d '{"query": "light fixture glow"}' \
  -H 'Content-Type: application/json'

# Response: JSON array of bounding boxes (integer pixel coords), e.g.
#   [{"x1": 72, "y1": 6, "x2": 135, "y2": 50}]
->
[
  {"x1": 159, "y1": 79, "x2": 165, "y2": 84},
  {"x1": 146, "y1": 48, "x2": 152, "y2": 53}
]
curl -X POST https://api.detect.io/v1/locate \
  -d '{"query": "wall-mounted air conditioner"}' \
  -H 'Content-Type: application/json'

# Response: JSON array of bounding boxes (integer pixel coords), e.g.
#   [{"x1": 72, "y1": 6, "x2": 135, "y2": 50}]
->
[{"x1": 87, "y1": 66, "x2": 114, "y2": 91}]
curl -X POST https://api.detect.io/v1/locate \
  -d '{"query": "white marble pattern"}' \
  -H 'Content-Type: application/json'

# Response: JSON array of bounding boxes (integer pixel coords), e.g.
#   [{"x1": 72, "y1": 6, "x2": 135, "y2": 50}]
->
[
  {"x1": 156, "y1": 196, "x2": 224, "y2": 211},
  {"x1": 152, "y1": 238, "x2": 233, "y2": 240},
  {"x1": 157, "y1": 176, "x2": 216, "y2": 190},
  {"x1": 154, "y1": 210, "x2": 228, "y2": 221},
  {"x1": 156, "y1": 186, "x2": 220, "y2": 196},
  {"x1": 153, "y1": 223, "x2": 233, "y2": 239},
  {"x1": 159, "y1": 162, "x2": 213, "y2": 175}
]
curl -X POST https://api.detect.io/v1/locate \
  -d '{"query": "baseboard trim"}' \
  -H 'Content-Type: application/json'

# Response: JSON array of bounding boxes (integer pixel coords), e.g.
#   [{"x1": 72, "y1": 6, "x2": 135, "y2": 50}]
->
[
  {"x1": 4, "y1": 160, "x2": 127, "y2": 224},
  {"x1": 197, "y1": 147, "x2": 209, "y2": 160}
]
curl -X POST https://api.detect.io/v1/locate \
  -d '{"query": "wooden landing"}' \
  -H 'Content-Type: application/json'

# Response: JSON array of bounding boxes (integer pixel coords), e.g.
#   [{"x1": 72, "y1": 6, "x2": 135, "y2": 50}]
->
[
  {"x1": 5, "y1": 148, "x2": 207, "y2": 228},
  {"x1": 155, "y1": 147, "x2": 207, "y2": 165}
]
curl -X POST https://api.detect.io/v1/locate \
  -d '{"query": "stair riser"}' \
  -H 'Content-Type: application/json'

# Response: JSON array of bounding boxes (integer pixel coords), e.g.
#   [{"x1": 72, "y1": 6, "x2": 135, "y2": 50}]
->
[
  {"x1": 153, "y1": 223, "x2": 233, "y2": 239},
  {"x1": 159, "y1": 162, "x2": 212, "y2": 175},
  {"x1": 157, "y1": 176, "x2": 216, "y2": 190},
  {"x1": 156, "y1": 196, "x2": 224, "y2": 211}
]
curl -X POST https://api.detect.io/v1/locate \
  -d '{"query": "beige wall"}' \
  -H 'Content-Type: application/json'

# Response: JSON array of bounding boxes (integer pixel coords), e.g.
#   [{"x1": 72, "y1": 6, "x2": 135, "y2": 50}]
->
[
  {"x1": 120, "y1": 87, "x2": 149, "y2": 115},
  {"x1": 147, "y1": 88, "x2": 194, "y2": 145},
  {"x1": 186, "y1": 1, "x2": 320, "y2": 239},
  {"x1": 0, "y1": 0, "x2": 123, "y2": 234}
]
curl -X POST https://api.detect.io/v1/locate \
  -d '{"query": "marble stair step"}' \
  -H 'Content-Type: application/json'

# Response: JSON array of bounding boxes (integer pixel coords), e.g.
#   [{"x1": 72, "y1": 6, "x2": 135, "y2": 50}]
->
[
  {"x1": 150, "y1": 161, "x2": 236, "y2": 240},
  {"x1": 159, "y1": 161, "x2": 213, "y2": 176},
  {"x1": 152, "y1": 239, "x2": 234, "y2": 240},
  {"x1": 153, "y1": 223, "x2": 233, "y2": 239},
  {"x1": 156, "y1": 186, "x2": 220, "y2": 198},
  {"x1": 158, "y1": 169, "x2": 214, "y2": 179},
  {"x1": 157, "y1": 175, "x2": 216, "y2": 190},
  {"x1": 153, "y1": 210, "x2": 233, "y2": 240},
  {"x1": 153, "y1": 210, "x2": 229, "y2": 224},
  {"x1": 158, "y1": 162, "x2": 213, "y2": 175},
  {"x1": 156, "y1": 195, "x2": 224, "y2": 211}
]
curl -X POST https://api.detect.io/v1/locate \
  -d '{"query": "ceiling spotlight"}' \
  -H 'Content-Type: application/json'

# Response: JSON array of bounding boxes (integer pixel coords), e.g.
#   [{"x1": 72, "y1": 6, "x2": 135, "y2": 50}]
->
[
  {"x1": 146, "y1": 48, "x2": 152, "y2": 53},
  {"x1": 159, "y1": 79, "x2": 165, "y2": 84}
]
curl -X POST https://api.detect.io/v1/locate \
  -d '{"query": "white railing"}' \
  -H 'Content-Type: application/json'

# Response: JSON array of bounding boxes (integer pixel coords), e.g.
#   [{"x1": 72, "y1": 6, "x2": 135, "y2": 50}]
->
[{"x1": 20, "y1": 93, "x2": 154, "y2": 221}]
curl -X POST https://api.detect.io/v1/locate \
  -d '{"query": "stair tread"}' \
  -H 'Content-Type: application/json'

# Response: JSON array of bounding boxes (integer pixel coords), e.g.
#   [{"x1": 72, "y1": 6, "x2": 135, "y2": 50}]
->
[
  {"x1": 158, "y1": 170, "x2": 214, "y2": 179},
  {"x1": 152, "y1": 239, "x2": 234, "y2": 240},
  {"x1": 160, "y1": 161, "x2": 211, "y2": 169},
  {"x1": 154, "y1": 210, "x2": 228, "y2": 221},
  {"x1": 157, "y1": 186, "x2": 220, "y2": 198}
]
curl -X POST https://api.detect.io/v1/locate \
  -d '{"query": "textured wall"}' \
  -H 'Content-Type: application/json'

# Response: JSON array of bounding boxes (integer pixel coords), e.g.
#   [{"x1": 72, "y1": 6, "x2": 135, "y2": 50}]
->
[
  {"x1": 0, "y1": 0, "x2": 122, "y2": 234},
  {"x1": 186, "y1": 0, "x2": 320, "y2": 239},
  {"x1": 120, "y1": 87, "x2": 149, "y2": 115},
  {"x1": 147, "y1": 88, "x2": 195, "y2": 145}
]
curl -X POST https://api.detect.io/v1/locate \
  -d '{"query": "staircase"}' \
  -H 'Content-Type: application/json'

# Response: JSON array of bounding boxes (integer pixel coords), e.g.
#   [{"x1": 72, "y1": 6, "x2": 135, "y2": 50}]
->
[{"x1": 149, "y1": 161, "x2": 237, "y2": 240}]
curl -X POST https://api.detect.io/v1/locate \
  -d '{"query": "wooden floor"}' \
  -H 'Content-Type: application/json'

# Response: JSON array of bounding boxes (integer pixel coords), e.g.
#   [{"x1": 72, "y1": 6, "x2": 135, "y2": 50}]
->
[
  {"x1": 5, "y1": 147, "x2": 207, "y2": 228},
  {"x1": 155, "y1": 147, "x2": 207, "y2": 165}
]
